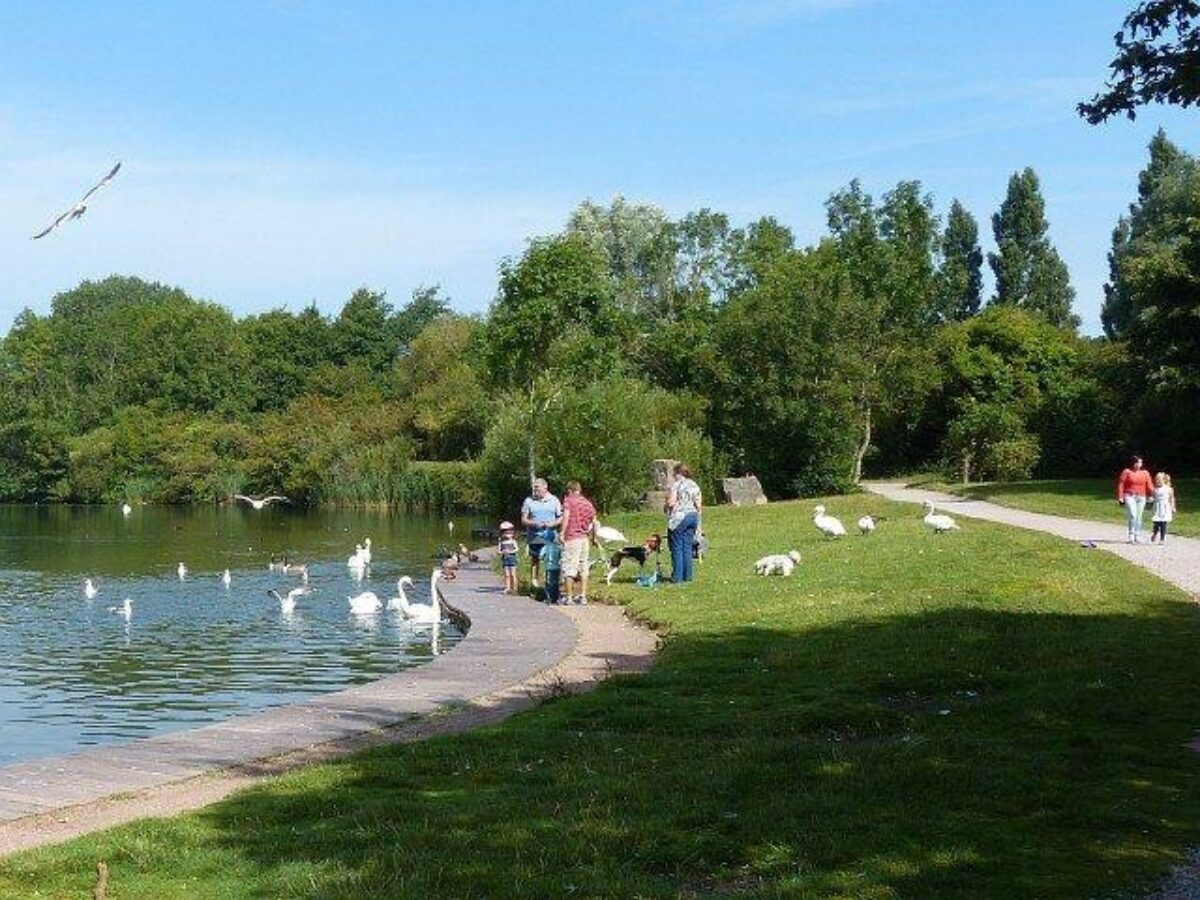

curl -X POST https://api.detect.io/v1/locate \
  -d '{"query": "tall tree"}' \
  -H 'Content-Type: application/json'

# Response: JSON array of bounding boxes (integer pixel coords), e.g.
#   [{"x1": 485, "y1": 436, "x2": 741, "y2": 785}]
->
[
  {"x1": 565, "y1": 197, "x2": 670, "y2": 316},
  {"x1": 330, "y1": 288, "x2": 396, "y2": 373},
  {"x1": 937, "y1": 200, "x2": 984, "y2": 320},
  {"x1": 989, "y1": 168, "x2": 1079, "y2": 329},
  {"x1": 1079, "y1": 0, "x2": 1200, "y2": 122}
]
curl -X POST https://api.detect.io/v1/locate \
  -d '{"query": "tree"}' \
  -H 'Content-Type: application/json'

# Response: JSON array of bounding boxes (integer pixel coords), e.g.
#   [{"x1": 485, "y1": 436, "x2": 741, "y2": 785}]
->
[
  {"x1": 1079, "y1": 0, "x2": 1200, "y2": 123},
  {"x1": 565, "y1": 197, "x2": 670, "y2": 316},
  {"x1": 937, "y1": 200, "x2": 984, "y2": 320},
  {"x1": 241, "y1": 305, "x2": 331, "y2": 412},
  {"x1": 330, "y1": 288, "x2": 396, "y2": 373},
  {"x1": 392, "y1": 285, "x2": 451, "y2": 348},
  {"x1": 989, "y1": 169, "x2": 1079, "y2": 329}
]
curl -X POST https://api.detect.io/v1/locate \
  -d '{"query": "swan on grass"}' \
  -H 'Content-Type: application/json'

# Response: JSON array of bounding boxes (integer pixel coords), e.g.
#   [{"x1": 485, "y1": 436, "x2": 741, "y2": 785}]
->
[
  {"x1": 348, "y1": 591, "x2": 382, "y2": 615},
  {"x1": 593, "y1": 521, "x2": 628, "y2": 546},
  {"x1": 813, "y1": 505, "x2": 847, "y2": 538},
  {"x1": 858, "y1": 515, "x2": 880, "y2": 534},
  {"x1": 922, "y1": 500, "x2": 960, "y2": 533},
  {"x1": 84, "y1": 578, "x2": 99, "y2": 600},
  {"x1": 269, "y1": 586, "x2": 308, "y2": 614}
]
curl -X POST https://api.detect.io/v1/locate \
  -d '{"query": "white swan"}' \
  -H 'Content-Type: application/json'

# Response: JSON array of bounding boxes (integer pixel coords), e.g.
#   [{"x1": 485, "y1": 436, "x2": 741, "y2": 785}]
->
[
  {"x1": 858, "y1": 515, "x2": 877, "y2": 534},
  {"x1": 403, "y1": 569, "x2": 444, "y2": 624},
  {"x1": 269, "y1": 586, "x2": 308, "y2": 614},
  {"x1": 387, "y1": 575, "x2": 414, "y2": 611},
  {"x1": 121, "y1": 503, "x2": 132, "y2": 517},
  {"x1": 348, "y1": 544, "x2": 367, "y2": 569},
  {"x1": 360, "y1": 537, "x2": 372, "y2": 566},
  {"x1": 922, "y1": 500, "x2": 960, "y2": 533},
  {"x1": 221, "y1": 569, "x2": 232, "y2": 588},
  {"x1": 108, "y1": 598, "x2": 132, "y2": 620},
  {"x1": 84, "y1": 578, "x2": 99, "y2": 600},
  {"x1": 593, "y1": 522, "x2": 628, "y2": 546},
  {"x1": 813, "y1": 505, "x2": 847, "y2": 538},
  {"x1": 234, "y1": 494, "x2": 288, "y2": 510},
  {"x1": 177, "y1": 562, "x2": 188, "y2": 580},
  {"x1": 348, "y1": 590, "x2": 382, "y2": 614}
]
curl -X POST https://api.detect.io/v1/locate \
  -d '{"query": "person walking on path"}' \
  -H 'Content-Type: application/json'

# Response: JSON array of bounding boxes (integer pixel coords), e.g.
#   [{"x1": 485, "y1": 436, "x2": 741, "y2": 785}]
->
[
  {"x1": 559, "y1": 481, "x2": 596, "y2": 605},
  {"x1": 1117, "y1": 455, "x2": 1155, "y2": 543},
  {"x1": 665, "y1": 463, "x2": 702, "y2": 583},
  {"x1": 521, "y1": 477, "x2": 562, "y2": 588},
  {"x1": 498, "y1": 521, "x2": 519, "y2": 594},
  {"x1": 1151, "y1": 472, "x2": 1177, "y2": 544}
]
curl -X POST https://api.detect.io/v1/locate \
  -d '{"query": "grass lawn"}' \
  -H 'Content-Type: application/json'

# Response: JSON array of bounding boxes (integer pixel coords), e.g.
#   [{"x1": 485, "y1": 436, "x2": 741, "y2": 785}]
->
[
  {"x1": 2, "y1": 497, "x2": 1199, "y2": 898},
  {"x1": 924, "y1": 477, "x2": 1199, "y2": 538}
]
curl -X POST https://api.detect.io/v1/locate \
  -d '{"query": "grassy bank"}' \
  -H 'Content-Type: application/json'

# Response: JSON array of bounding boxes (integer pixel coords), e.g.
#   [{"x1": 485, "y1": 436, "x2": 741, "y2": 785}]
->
[
  {"x1": 926, "y1": 477, "x2": 1198, "y2": 538},
  {"x1": 2, "y1": 497, "x2": 1199, "y2": 898}
]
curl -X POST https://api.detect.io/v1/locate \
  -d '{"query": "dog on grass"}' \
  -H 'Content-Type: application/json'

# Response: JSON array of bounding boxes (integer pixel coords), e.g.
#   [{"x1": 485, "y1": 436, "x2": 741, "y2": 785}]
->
[
  {"x1": 605, "y1": 534, "x2": 663, "y2": 585},
  {"x1": 754, "y1": 550, "x2": 801, "y2": 576}
]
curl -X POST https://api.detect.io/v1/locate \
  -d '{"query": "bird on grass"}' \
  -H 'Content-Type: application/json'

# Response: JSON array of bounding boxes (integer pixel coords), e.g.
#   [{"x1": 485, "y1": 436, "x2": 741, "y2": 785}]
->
[
  {"x1": 31, "y1": 162, "x2": 122, "y2": 240},
  {"x1": 234, "y1": 494, "x2": 288, "y2": 510},
  {"x1": 593, "y1": 521, "x2": 628, "y2": 546},
  {"x1": 858, "y1": 515, "x2": 886, "y2": 534},
  {"x1": 813, "y1": 505, "x2": 847, "y2": 538},
  {"x1": 922, "y1": 500, "x2": 960, "y2": 534}
]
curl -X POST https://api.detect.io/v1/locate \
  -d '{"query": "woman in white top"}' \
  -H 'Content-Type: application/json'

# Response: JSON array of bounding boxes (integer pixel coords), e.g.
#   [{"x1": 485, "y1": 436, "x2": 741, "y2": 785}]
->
[
  {"x1": 1150, "y1": 472, "x2": 1177, "y2": 544},
  {"x1": 665, "y1": 463, "x2": 702, "y2": 583}
]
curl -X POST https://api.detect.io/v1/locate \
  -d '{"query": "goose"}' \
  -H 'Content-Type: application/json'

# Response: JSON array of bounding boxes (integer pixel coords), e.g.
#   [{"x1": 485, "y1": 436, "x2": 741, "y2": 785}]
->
[
  {"x1": 84, "y1": 578, "x2": 99, "y2": 600},
  {"x1": 858, "y1": 515, "x2": 877, "y2": 534},
  {"x1": 387, "y1": 575, "x2": 415, "y2": 611},
  {"x1": 31, "y1": 161, "x2": 121, "y2": 240},
  {"x1": 108, "y1": 598, "x2": 132, "y2": 620},
  {"x1": 922, "y1": 500, "x2": 960, "y2": 533},
  {"x1": 813, "y1": 505, "x2": 847, "y2": 538},
  {"x1": 121, "y1": 503, "x2": 132, "y2": 517},
  {"x1": 234, "y1": 494, "x2": 288, "y2": 510},
  {"x1": 269, "y1": 586, "x2": 308, "y2": 614},
  {"x1": 593, "y1": 522, "x2": 628, "y2": 546},
  {"x1": 177, "y1": 562, "x2": 188, "y2": 580},
  {"x1": 348, "y1": 591, "x2": 382, "y2": 615}
]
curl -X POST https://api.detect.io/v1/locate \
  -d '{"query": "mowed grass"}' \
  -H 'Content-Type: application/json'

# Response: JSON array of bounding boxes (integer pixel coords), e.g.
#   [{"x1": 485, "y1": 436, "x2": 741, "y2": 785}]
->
[
  {"x1": 929, "y1": 477, "x2": 1199, "y2": 538},
  {"x1": 3, "y1": 497, "x2": 1200, "y2": 898}
]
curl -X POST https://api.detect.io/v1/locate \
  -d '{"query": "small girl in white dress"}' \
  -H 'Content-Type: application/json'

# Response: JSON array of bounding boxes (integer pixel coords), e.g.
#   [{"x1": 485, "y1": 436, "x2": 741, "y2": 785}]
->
[{"x1": 1151, "y1": 472, "x2": 1177, "y2": 544}]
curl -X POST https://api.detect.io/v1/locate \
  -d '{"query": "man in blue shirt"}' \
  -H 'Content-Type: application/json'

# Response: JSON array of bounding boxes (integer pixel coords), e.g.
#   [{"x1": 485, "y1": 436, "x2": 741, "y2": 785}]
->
[{"x1": 520, "y1": 477, "x2": 562, "y2": 589}]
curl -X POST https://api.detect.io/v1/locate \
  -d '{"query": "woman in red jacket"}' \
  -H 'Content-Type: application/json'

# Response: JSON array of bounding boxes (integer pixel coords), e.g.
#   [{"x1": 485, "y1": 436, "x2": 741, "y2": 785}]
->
[{"x1": 1117, "y1": 455, "x2": 1155, "y2": 543}]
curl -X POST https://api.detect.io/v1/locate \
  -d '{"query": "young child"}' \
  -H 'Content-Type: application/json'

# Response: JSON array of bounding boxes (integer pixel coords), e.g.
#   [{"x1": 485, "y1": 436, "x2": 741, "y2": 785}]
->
[
  {"x1": 1151, "y1": 472, "x2": 1177, "y2": 544},
  {"x1": 539, "y1": 533, "x2": 563, "y2": 604},
  {"x1": 498, "y1": 521, "x2": 519, "y2": 594}
]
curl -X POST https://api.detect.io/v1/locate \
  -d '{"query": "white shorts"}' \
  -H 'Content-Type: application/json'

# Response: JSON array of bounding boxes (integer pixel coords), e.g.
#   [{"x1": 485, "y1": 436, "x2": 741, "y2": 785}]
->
[{"x1": 561, "y1": 537, "x2": 589, "y2": 578}]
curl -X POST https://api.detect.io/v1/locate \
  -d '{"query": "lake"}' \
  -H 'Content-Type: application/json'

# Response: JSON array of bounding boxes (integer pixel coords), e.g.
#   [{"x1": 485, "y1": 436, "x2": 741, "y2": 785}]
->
[{"x1": 0, "y1": 504, "x2": 480, "y2": 764}]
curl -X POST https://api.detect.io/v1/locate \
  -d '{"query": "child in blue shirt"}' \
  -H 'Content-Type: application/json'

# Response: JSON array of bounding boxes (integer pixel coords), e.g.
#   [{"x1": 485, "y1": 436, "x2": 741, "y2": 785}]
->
[{"x1": 539, "y1": 534, "x2": 562, "y2": 604}]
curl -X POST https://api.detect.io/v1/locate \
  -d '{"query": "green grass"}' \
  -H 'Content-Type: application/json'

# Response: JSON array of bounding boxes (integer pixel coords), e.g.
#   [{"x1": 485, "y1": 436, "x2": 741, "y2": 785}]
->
[
  {"x1": 925, "y1": 477, "x2": 1199, "y2": 538},
  {"x1": 3, "y1": 497, "x2": 1200, "y2": 898}
]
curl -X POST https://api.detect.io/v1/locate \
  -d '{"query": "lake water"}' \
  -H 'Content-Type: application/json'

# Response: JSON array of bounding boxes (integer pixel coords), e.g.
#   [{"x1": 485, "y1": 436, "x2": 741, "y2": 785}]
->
[{"x1": 0, "y1": 504, "x2": 479, "y2": 764}]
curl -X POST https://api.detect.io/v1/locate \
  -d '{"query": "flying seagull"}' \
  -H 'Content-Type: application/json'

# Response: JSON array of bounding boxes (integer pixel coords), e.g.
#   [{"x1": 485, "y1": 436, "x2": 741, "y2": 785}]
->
[
  {"x1": 31, "y1": 161, "x2": 122, "y2": 240},
  {"x1": 234, "y1": 494, "x2": 289, "y2": 510}
]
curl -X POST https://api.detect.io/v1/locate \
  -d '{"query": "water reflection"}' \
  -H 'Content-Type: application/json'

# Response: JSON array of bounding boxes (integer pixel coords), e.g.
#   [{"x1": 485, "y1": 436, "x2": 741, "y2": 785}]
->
[{"x1": 0, "y1": 505, "x2": 474, "y2": 764}]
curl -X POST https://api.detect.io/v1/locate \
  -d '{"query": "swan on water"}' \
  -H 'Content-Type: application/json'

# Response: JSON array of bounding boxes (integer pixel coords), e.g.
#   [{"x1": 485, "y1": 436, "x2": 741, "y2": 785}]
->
[
  {"x1": 269, "y1": 586, "x2": 308, "y2": 614},
  {"x1": 922, "y1": 500, "x2": 960, "y2": 533},
  {"x1": 221, "y1": 569, "x2": 232, "y2": 588},
  {"x1": 84, "y1": 578, "x2": 99, "y2": 600},
  {"x1": 348, "y1": 591, "x2": 382, "y2": 614},
  {"x1": 234, "y1": 494, "x2": 288, "y2": 510},
  {"x1": 813, "y1": 505, "x2": 847, "y2": 538},
  {"x1": 360, "y1": 537, "x2": 372, "y2": 566},
  {"x1": 177, "y1": 562, "x2": 188, "y2": 580},
  {"x1": 387, "y1": 575, "x2": 415, "y2": 611},
  {"x1": 108, "y1": 598, "x2": 132, "y2": 620},
  {"x1": 121, "y1": 503, "x2": 132, "y2": 517},
  {"x1": 395, "y1": 570, "x2": 443, "y2": 623},
  {"x1": 348, "y1": 544, "x2": 367, "y2": 569}
]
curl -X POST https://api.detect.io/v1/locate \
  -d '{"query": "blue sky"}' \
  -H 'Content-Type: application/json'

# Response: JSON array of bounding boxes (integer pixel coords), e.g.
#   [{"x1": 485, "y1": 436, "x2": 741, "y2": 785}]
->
[{"x1": 3, "y1": 1, "x2": 1198, "y2": 334}]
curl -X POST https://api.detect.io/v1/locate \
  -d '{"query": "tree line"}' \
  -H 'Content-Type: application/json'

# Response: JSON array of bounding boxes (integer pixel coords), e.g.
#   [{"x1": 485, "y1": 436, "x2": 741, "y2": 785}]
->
[{"x1": 0, "y1": 133, "x2": 1195, "y2": 512}]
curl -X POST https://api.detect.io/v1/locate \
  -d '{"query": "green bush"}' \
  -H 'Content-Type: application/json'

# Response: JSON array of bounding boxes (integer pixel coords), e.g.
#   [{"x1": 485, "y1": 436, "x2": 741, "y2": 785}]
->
[{"x1": 395, "y1": 461, "x2": 482, "y2": 511}]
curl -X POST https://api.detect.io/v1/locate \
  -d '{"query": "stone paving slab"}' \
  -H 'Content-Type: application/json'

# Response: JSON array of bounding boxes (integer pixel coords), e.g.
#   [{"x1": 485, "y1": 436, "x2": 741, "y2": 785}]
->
[{"x1": 0, "y1": 553, "x2": 577, "y2": 826}]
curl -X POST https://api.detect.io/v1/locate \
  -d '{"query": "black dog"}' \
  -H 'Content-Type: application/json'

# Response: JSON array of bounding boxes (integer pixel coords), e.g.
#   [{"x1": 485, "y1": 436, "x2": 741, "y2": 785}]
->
[{"x1": 604, "y1": 534, "x2": 662, "y2": 584}]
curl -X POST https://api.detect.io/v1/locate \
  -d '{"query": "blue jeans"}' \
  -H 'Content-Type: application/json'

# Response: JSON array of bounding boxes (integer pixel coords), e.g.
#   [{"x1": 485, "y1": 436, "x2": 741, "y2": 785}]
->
[{"x1": 669, "y1": 513, "x2": 698, "y2": 583}]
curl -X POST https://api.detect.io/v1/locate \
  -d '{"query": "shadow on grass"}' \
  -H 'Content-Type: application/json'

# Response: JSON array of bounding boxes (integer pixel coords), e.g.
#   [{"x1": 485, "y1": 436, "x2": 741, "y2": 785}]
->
[{"x1": 186, "y1": 599, "x2": 1200, "y2": 899}]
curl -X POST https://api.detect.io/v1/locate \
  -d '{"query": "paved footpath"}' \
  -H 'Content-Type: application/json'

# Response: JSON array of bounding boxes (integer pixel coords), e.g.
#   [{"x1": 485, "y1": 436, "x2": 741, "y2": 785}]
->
[
  {"x1": 865, "y1": 482, "x2": 1200, "y2": 900},
  {"x1": 863, "y1": 482, "x2": 1200, "y2": 597},
  {"x1": 0, "y1": 553, "x2": 656, "y2": 856}
]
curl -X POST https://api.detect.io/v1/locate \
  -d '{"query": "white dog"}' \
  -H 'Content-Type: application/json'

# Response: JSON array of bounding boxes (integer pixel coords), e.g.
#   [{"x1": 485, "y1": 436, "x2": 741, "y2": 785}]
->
[{"x1": 755, "y1": 550, "x2": 801, "y2": 576}]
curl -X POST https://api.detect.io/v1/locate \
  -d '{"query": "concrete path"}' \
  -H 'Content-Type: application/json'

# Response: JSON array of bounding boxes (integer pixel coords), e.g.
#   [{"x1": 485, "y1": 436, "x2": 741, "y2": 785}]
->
[
  {"x1": 0, "y1": 553, "x2": 656, "y2": 855},
  {"x1": 863, "y1": 482, "x2": 1200, "y2": 597}
]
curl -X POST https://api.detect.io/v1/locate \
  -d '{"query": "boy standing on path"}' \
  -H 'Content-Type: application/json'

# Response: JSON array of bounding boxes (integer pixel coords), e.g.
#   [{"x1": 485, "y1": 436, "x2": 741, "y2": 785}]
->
[
  {"x1": 521, "y1": 477, "x2": 562, "y2": 588},
  {"x1": 560, "y1": 481, "x2": 596, "y2": 605}
]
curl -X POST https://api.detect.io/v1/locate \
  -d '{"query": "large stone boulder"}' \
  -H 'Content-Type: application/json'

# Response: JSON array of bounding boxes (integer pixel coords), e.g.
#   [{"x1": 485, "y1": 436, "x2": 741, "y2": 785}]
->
[
  {"x1": 721, "y1": 475, "x2": 767, "y2": 506},
  {"x1": 649, "y1": 458, "x2": 679, "y2": 492}
]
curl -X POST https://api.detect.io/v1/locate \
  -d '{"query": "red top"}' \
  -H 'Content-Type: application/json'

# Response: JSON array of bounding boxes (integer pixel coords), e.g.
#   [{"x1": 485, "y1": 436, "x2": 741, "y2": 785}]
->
[
  {"x1": 1117, "y1": 468, "x2": 1154, "y2": 501},
  {"x1": 561, "y1": 493, "x2": 596, "y2": 540}
]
